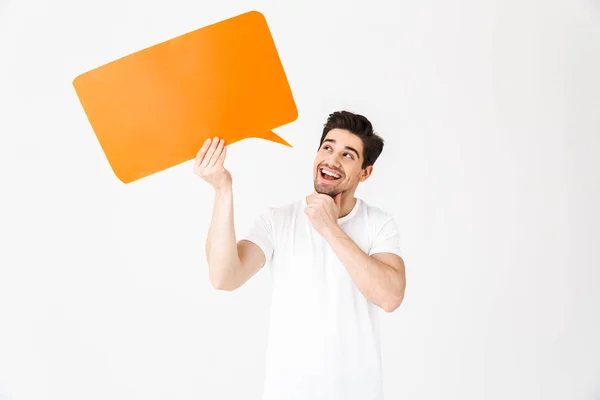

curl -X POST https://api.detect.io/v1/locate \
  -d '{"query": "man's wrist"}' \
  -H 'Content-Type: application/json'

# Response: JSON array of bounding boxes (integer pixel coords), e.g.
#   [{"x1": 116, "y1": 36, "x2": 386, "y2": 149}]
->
[
  {"x1": 214, "y1": 184, "x2": 233, "y2": 199},
  {"x1": 323, "y1": 223, "x2": 345, "y2": 242}
]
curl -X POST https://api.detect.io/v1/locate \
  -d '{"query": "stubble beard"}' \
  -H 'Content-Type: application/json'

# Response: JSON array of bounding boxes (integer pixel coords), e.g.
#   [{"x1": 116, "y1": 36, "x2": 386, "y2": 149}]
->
[{"x1": 314, "y1": 182, "x2": 339, "y2": 198}]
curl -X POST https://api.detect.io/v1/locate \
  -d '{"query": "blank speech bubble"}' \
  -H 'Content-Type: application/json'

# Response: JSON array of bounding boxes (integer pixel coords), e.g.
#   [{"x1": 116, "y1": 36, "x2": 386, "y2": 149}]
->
[{"x1": 73, "y1": 10, "x2": 298, "y2": 184}]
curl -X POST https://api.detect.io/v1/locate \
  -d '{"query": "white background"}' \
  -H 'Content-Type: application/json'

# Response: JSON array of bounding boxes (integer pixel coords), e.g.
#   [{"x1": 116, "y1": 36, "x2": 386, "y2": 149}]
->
[{"x1": 1, "y1": 0, "x2": 599, "y2": 399}]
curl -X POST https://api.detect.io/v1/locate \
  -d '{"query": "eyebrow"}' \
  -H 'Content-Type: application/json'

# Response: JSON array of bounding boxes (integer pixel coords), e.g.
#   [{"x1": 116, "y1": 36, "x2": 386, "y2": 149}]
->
[{"x1": 322, "y1": 139, "x2": 360, "y2": 159}]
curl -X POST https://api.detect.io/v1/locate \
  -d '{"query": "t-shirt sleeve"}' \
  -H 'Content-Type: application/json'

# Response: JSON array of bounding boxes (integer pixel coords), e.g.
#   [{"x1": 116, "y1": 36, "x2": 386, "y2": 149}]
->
[
  {"x1": 368, "y1": 217, "x2": 402, "y2": 257},
  {"x1": 241, "y1": 208, "x2": 275, "y2": 263}
]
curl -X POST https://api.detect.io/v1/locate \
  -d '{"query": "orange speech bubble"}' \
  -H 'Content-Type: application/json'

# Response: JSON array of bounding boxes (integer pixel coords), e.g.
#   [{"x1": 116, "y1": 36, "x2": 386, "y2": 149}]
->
[{"x1": 73, "y1": 10, "x2": 298, "y2": 184}]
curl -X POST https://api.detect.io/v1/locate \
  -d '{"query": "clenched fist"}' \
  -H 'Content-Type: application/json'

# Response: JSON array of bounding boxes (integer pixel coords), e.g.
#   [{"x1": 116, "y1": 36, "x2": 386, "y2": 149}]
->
[
  {"x1": 305, "y1": 193, "x2": 342, "y2": 238},
  {"x1": 194, "y1": 137, "x2": 232, "y2": 191}
]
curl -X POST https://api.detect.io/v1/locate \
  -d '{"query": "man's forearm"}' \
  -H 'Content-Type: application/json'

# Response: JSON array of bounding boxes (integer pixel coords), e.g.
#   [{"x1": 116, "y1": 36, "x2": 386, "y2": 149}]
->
[
  {"x1": 323, "y1": 225, "x2": 405, "y2": 311},
  {"x1": 205, "y1": 185, "x2": 241, "y2": 286}
]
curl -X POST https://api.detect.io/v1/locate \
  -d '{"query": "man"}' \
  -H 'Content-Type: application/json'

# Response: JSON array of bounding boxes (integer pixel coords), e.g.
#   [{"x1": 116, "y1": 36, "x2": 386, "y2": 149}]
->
[{"x1": 194, "y1": 110, "x2": 406, "y2": 400}]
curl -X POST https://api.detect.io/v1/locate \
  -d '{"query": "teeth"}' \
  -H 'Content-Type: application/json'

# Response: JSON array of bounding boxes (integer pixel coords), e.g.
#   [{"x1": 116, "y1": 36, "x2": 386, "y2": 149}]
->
[{"x1": 321, "y1": 168, "x2": 340, "y2": 178}]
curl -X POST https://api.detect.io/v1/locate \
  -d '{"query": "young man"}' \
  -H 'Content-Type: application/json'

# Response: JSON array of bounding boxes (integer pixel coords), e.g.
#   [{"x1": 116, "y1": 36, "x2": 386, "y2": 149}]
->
[{"x1": 195, "y1": 111, "x2": 406, "y2": 400}]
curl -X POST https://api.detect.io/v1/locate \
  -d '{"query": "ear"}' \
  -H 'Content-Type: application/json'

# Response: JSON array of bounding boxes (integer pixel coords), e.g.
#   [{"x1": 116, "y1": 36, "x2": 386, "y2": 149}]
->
[{"x1": 359, "y1": 165, "x2": 373, "y2": 182}]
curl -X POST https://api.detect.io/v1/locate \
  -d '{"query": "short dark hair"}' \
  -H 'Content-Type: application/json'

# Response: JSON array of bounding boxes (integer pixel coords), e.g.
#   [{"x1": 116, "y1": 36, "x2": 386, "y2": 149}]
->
[{"x1": 319, "y1": 110, "x2": 384, "y2": 169}]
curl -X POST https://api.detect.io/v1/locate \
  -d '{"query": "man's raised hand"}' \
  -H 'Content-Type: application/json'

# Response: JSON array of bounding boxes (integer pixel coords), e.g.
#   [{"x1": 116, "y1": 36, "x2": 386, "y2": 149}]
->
[{"x1": 194, "y1": 137, "x2": 232, "y2": 191}]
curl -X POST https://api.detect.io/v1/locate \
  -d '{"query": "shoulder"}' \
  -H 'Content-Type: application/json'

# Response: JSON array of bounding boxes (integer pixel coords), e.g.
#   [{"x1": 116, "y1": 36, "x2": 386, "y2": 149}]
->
[
  {"x1": 357, "y1": 199, "x2": 401, "y2": 240},
  {"x1": 357, "y1": 200, "x2": 402, "y2": 256},
  {"x1": 359, "y1": 199, "x2": 396, "y2": 224}
]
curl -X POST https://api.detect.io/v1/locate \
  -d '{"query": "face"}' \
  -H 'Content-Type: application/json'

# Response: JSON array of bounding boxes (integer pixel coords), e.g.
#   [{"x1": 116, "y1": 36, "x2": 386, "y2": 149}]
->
[{"x1": 313, "y1": 128, "x2": 372, "y2": 197}]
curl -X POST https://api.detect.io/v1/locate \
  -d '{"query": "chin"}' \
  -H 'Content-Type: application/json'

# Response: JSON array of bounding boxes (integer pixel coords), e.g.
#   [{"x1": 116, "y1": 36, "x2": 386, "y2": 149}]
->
[{"x1": 314, "y1": 183, "x2": 338, "y2": 197}]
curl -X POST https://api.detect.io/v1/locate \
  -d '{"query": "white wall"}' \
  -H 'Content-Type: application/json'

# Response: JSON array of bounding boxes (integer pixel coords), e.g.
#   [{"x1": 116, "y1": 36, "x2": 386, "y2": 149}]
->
[{"x1": 1, "y1": 0, "x2": 599, "y2": 399}]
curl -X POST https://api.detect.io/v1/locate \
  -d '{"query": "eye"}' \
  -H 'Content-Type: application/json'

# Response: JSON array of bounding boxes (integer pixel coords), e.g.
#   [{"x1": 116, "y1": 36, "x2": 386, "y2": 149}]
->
[{"x1": 344, "y1": 153, "x2": 353, "y2": 159}]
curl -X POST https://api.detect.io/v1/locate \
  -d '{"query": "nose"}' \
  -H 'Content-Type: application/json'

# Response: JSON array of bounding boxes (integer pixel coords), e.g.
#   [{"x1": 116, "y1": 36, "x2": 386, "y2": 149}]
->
[
  {"x1": 332, "y1": 154, "x2": 344, "y2": 167},
  {"x1": 324, "y1": 155, "x2": 342, "y2": 170}
]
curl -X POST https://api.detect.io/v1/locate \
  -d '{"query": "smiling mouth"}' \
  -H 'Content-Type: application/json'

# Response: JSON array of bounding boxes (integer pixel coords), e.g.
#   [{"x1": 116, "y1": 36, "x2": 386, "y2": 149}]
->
[{"x1": 319, "y1": 168, "x2": 342, "y2": 181}]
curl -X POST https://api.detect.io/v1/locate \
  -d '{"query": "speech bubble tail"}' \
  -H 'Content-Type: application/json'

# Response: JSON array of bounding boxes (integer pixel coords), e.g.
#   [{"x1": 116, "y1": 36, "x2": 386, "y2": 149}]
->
[{"x1": 265, "y1": 130, "x2": 292, "y2": 147}]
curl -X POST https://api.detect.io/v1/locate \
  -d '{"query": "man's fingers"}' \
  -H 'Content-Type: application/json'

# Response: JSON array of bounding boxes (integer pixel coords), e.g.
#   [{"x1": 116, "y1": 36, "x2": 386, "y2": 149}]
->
[
  {"x1": 195, "y1": 138, "x2": 211, "y2": 166},
  {"x1": 201, "y1": 137, "x2": 220, "y2": 168},
  {"x1": 216, "y1": 145, "x2": 227, "y2": 166},
  {"x1": 208, "y1": 139, "x2": 225, "y2": 167}
]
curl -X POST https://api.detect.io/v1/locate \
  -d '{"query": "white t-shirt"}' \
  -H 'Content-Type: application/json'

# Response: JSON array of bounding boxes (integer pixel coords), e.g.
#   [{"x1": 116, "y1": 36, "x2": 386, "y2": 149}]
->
[{"x1": 243, "y1": 197, "x2": 402, "y2": 400}]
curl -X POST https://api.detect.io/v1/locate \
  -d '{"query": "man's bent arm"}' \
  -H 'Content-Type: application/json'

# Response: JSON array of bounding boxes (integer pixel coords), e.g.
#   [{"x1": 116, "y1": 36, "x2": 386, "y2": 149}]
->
[{"x1": 323, "y1": 225, "x2": 406, "y2": 312}]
